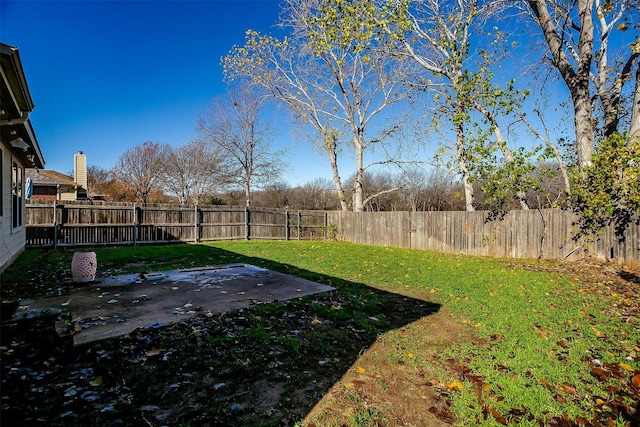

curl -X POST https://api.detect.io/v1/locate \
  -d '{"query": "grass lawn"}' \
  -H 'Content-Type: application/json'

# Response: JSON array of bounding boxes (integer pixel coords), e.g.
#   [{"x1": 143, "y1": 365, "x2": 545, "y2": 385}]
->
[{"x1": 1, "y1": 241, "x2": 639, "y2": 427}]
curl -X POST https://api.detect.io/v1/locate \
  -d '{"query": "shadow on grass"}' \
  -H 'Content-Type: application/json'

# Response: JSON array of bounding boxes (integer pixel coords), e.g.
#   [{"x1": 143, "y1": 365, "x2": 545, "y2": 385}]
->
[{"x1": 1, "y1": 244, "x2": 441, "y2": 427}]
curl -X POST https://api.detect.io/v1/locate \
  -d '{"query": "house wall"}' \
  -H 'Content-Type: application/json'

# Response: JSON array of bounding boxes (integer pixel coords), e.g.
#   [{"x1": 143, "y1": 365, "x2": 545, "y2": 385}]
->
[
  {"x1": 29, "y1": 184, "x2": 80, "y2": 201},
  {"x1": 0, "y1": 143, "x2": 26, "y2": 273},
  {"x1": 59, "y1": 185, "x2": 78, "y2": 201},
  {"x1": 31, "y1": 186, "x2": 57, "y2": 201}
]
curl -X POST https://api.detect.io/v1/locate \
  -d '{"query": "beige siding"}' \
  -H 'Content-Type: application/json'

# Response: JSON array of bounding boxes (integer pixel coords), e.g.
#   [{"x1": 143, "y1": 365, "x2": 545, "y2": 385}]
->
[
  {"x1": 59, "y1": 185, "x2": 78, "y2": 201},
  {"x1": 1, "y1": 143, "x2": 26, "y2": 272},
  {"x1": 74, "y1": 152, "x2": 87, "y2": 189}
]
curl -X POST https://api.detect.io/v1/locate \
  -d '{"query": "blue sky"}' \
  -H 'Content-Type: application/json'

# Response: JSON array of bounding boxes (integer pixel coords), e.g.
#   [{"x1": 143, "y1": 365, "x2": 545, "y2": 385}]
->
[
  {"x1": 1, "y1": 0, "x2": 331, "y2": 184},
  {"x1": 3, "y1": 1, "x2": 636, "y2": 190}
]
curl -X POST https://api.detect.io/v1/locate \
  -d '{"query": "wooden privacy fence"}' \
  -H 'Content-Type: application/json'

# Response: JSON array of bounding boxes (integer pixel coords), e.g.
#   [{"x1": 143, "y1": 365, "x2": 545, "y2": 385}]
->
[
  {"x1": 25, "y1": 202, "x2": 328, "y2": 248},
  {"x1": 25, "y1": 203, "x2": 638, "y2": 265},
  {"x1": 327, "y1": 210, "x2": 639, "y2": 265}
]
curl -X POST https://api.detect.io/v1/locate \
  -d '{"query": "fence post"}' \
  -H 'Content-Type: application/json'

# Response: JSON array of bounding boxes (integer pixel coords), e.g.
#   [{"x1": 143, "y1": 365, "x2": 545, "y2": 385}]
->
[
  {"x1": 133, "y1": 204, "x2": 138, "y2": 246},
  {"x1": 324, "y1": 212, "x2": 328, "y2": 240},
  {"x1": 194, "y1": 205, "x2": 200, "y2": 243},
  {"x1": 52, "y1": 201, "x2": 58, "y2": 249},
  {"x1": 298, "y1": 212, "x2": 302, "y2": 241},
  {"x1": 244, "y1": 206, "x2": 250, "y2": 240},
  {"x1": 285, "y1": 211, "x2": 290, "y2": 240}
]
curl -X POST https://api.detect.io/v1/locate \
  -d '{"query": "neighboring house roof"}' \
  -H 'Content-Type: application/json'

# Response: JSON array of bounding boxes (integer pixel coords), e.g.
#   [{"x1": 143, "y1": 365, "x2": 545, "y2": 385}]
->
[
  {"x1": 1, "y1": 42, "x2": 45, "y2": 169},
  {"x1": 26, "y1": 169, "x2": 78, "y2": 187}
]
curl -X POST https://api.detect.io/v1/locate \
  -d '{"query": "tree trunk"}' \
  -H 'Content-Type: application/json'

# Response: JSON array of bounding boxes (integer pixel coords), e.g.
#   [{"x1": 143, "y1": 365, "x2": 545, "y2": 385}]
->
[
  {"x1": 572, "y1": 82, "x2": 595, "y2": 168},
  {"x1": 244, "y1": 179, "x2": 251, "y2": 208},
  {"x1": 352, "y1": 134, "x2": 365, "y2": 212},
  {"x1": 495, "y1": 129, "x2": 530, "y2": 211},
  {"x1": 324, "y1": 132, "x2": 348, "y2": 211},
  {"x1": 528, "y1": 0, "x2": 595, "y2": 169},
  {"x1": 456, "y1": 124, "x2": 475, "y2": 212},
  {"x1": 521, "y1": 110, "x2": 572, "y2": 194},
  {"x1": 630, "y1": 65, "x2": 640, "y2": 141},
  {"x1": 476, "y1": 102, "x2": 530, "y2": 210}
]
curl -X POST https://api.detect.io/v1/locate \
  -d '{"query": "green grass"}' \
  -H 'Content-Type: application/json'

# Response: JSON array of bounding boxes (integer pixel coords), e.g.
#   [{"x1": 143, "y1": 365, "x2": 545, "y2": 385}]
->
[{"x1": 2, "y1": 241, "x2": 638, "y2": 426}]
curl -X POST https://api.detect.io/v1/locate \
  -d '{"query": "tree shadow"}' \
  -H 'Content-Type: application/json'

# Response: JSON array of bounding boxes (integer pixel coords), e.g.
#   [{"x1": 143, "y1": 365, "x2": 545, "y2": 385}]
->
[
  {"x1": 617, "y1": 269, "x2": 640, "y2": 285},
  {"x1": 1, "y1": 245, "x2": 441, "y2": 426}
]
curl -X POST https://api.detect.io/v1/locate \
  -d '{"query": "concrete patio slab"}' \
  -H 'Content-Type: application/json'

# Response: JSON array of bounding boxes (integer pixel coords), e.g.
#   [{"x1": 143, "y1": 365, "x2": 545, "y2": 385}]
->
[{"x1": 15, "y1": 264, "x2": 335, "y2": 346}]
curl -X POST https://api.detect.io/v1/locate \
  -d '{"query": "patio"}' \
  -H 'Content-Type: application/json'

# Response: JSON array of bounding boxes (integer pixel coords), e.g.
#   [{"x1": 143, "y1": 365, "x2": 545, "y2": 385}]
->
[{"x1": 11, "y1": 263, "x2": 335, "y2": 345}]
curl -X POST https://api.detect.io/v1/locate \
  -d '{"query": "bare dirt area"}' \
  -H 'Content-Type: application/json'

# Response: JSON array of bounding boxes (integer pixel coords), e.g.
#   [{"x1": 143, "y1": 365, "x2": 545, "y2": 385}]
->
[{"x1": 304, "y1": 311, "x2": 467, "y2": 426}]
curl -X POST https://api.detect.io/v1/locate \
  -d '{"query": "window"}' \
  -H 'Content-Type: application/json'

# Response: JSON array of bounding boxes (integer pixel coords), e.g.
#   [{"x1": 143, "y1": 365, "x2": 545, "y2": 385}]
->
[{"x1": 12, "y1": 160, "x2": 23, "y2": 228}]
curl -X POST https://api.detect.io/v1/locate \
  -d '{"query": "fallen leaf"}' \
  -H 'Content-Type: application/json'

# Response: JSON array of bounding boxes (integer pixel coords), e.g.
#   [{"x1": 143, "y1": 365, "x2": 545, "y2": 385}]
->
[
  {"x1": 352, "y1": 380, "x2": 366, "y2": 388},
  {"x1": 483, "y1": 407, "x2": 508, "y2": 425},
  {"x1": 446, "y1": 381, "x2": 463, "y2": 390},
  {"x1": 429, "y1": 379, "x2": 444, "y2": 388},
  {"x1": 355, "y1": 366, "x2": 366, "y2": 374},
  {"x1": 618, "y1": 363, "x2": 635, "y2": 372},
  {"x1": 533, "y1": 325, "x2": 549, "y2": 337},
  {"x1": 559, "y1": 383, "x2": 576, "y2": 394},
  {"x1": 89, "y1": 376, "x2": 103, "y2": 387},
  {"x1": 591, "y1": 368, "x2": 609, "y2": 381},
  {"x1": 146, "y1": 348, "x2": 161, "y2": 357},
  {"x1": 631, "y1": 374, "x2": 640, "y2": 388}
]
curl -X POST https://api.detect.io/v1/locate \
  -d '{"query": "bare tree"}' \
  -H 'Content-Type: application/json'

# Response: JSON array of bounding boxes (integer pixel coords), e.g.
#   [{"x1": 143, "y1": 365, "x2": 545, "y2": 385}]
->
[
  {"x1": 422, "y1": 168, "x2": 465, "y2": 211},
  {"x1": 196, "y1": 87, "x2": 286, "y2": 208},
  {"x1": 398, "y1": 167, "x2": 428, "y2": 212},
  {"x1": 253, "y1": 181, "x2": 291, "y2": 208},
  {"x1": 524, "y1": 0, "x2": 639, "y2": 168},
  {"x1": 358, "y1": 172, "x2": 404, "y2": 211},
  {"x1": 223, "y1": 0, "x2": 418, "y2": 211},
  {"x1": 294, "y1": 177, "x2": 337, "y2": 210},
  {"x1": 161, "y1": 139, "x2": 230, "y2": 205},
  {"x1": 112, "y1": 141, "x2": 168, "y2": 205},
  {"x1": 86, "y1": 165, "x2": 110, "y2": 200}
]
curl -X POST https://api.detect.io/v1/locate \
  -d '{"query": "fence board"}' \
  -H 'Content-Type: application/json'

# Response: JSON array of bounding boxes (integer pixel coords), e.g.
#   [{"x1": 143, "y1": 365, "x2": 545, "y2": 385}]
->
[
  {"x1": 327, "y1": 209, "x2": 638, "y2": 265},
  {"x1": 25, "y1": 203, "x2": 328, "y2": 248},
  {"x1": 25, "y1": 203, "x2": 638, "y2": 265}
]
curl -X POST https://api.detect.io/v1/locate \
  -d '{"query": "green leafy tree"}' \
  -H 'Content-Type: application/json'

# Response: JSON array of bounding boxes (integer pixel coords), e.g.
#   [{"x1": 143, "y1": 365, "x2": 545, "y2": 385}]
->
[
  {"x1": 570, "y1": 133, "x2": 640, "y2": 240},
  {"x1": 377, "y1": 0, "x2": 535, "y2": 211}
]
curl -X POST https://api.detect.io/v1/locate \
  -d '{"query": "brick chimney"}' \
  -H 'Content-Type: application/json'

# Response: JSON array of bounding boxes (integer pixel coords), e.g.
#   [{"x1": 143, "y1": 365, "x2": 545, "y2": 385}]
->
[{"x1": 74, "y1": 151, "x2": 87, "y2": 190}]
